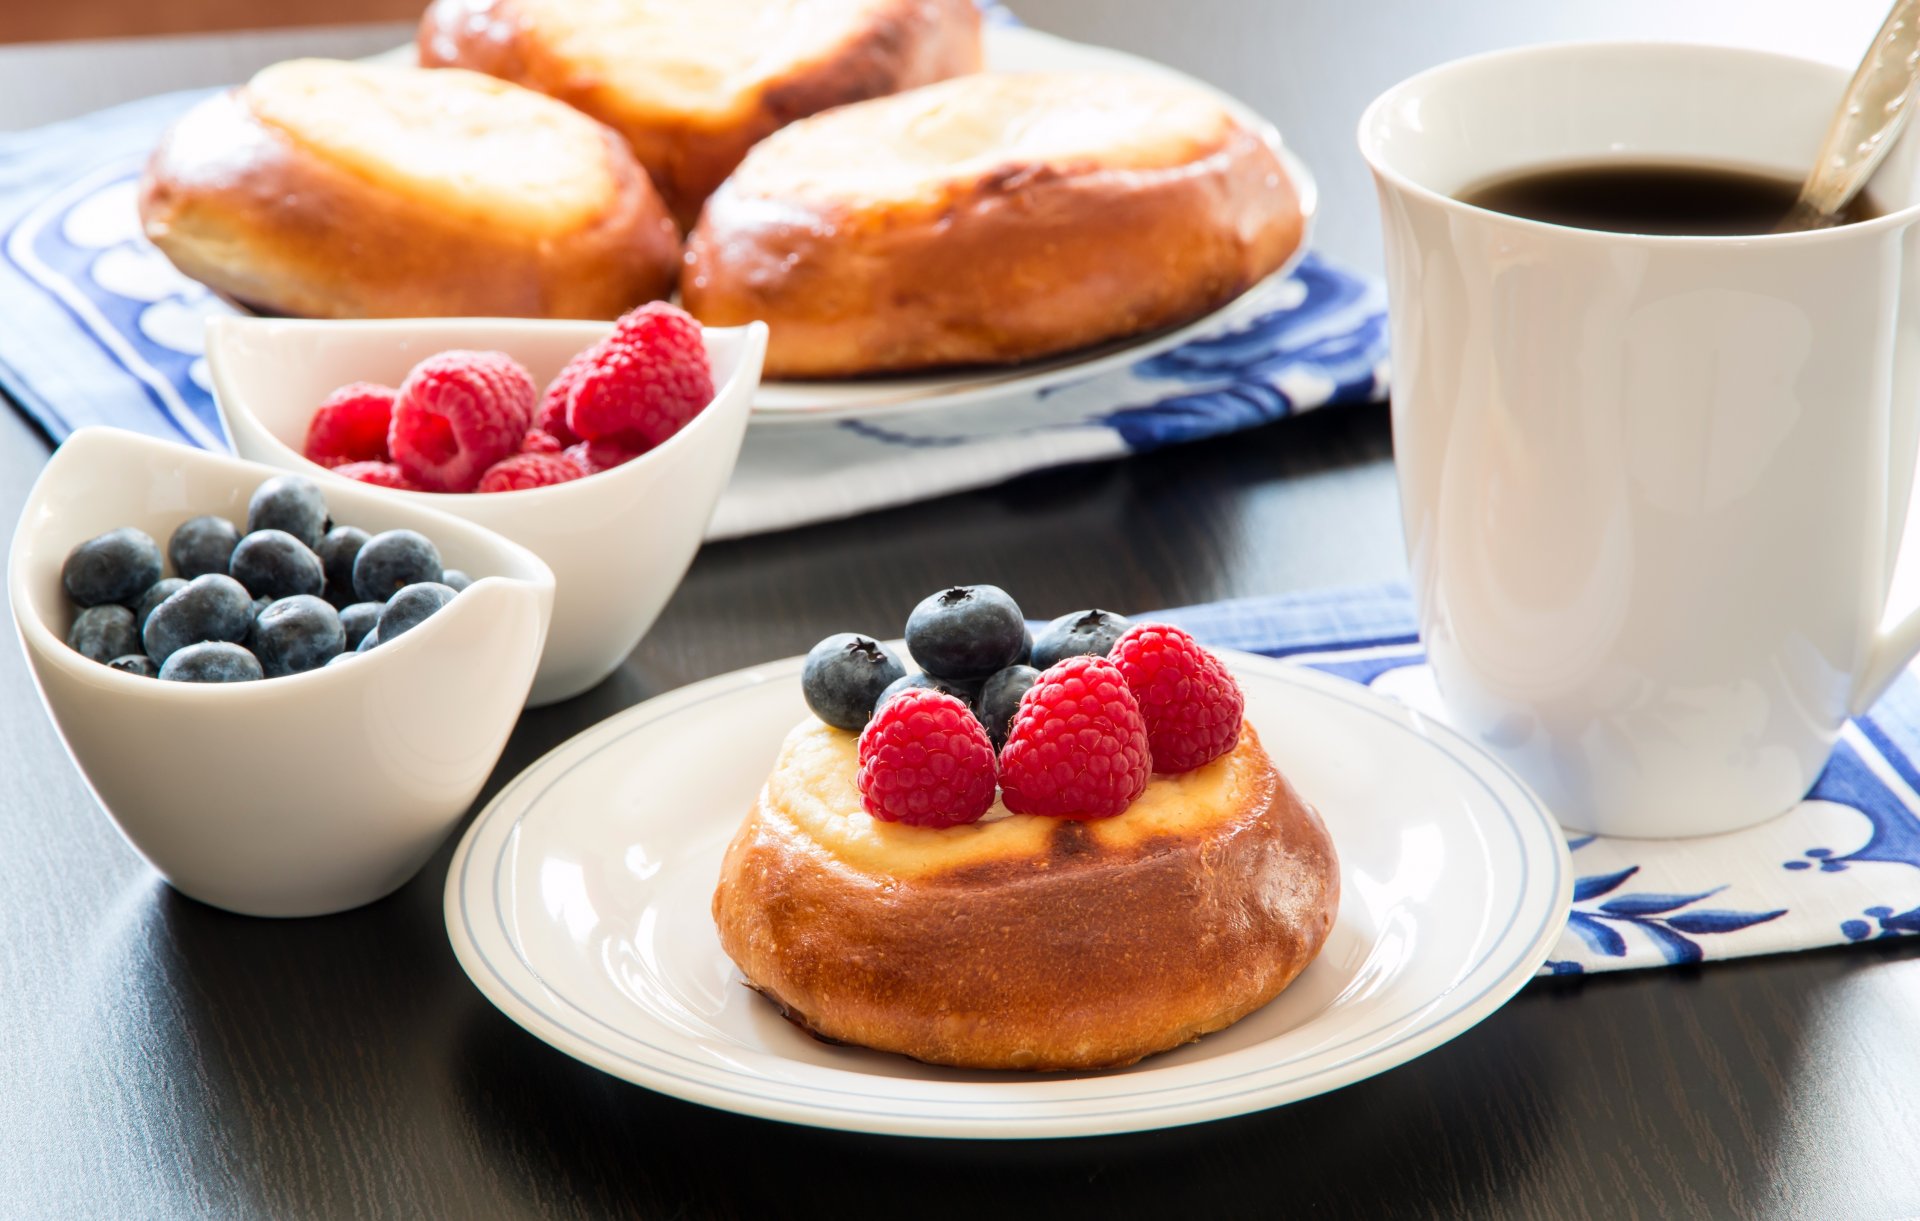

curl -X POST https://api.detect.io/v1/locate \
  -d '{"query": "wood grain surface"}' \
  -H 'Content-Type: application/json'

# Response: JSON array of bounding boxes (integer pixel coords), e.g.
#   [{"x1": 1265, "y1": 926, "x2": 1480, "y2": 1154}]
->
[{"x1": 4, "y1": 2, "x2": 1920, "y2": 1217}]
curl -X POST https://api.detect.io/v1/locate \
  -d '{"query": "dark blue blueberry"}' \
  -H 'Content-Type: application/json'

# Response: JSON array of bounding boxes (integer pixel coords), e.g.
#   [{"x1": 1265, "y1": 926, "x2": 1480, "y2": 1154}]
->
[
  {"x1": 250, "y1": 594, "x2": 345, "y2": 677},
  {"x1": 877, "y1": 670, "x2": 980, "y2": 711},
  {"x1": 339, "y1": 602, "x2": 382, "y2": 651},
  {"x1": 62, "y1": 527, "x2": 163, "y2": 608},
  {"x1": 247, "y1": 474, "x2": 330, "y2": 550},
  {"x1": 976, "y1": 665, "x2": 1040, "y2": 750},
  {"x1": 67, "y1": 604, "x2": 140, "y2": 664},
  {"x1": 1030, "y1": 609, "x2": 1132, "y2": 671},
  {"x1": 377, "y1": 582, "x2": 457, "y2": 643},
  {"x1": 108, "y1": 654, "x2": 160, "y2": 678},
  {"x1": 142, "y1": 573, "x2": 254, "y2": 664},
  {"x1": 802, "y1": 632, "x2": 906, "y2": 730},
  {"x1": 353, "y1": 530, "x2": 442, "y2": 603},
  {"x1": 317, "y1": 526, "x2": 371, "y2": 608},
  {"x1": 441, "y1": 568, "x2": 472, "y2": 593},
  {"x1": 228, "y1": 529, "x2": 324, "y2": 600},
  {"x1": 167, "y1": 515, "x2": 240, "y2": 581},
  {"x1": 904, "y1": 585, "x2": 1026, "y2": 681},
  {"x1": 132, "y1": 578, "x2": 187, "y2": 634},
  {"x1": 159, "y1": 641, "x2": 262, "y2": 683},
  {"x1": 356, "y1": 627, "x2": 381, "y2": 653}
]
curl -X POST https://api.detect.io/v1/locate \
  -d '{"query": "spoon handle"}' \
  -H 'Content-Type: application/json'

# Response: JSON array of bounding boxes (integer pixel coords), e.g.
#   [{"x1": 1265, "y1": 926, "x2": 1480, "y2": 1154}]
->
[{"x1": 1793, "y1": 0, "x2": 1920, "y2": 224}]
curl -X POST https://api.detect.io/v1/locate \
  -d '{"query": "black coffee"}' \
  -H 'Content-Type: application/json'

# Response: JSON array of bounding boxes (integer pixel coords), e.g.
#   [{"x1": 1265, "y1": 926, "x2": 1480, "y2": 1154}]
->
[{"x1": 1455, "y1": 160, "x2": 1879, "y2": 235}]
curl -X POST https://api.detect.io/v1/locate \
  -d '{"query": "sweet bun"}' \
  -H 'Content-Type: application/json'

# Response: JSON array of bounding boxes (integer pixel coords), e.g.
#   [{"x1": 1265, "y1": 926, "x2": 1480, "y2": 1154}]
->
[
  {"x1": 711, "y1": 719, "x2": 1339, "y2": 1071},
  {"x1": 418, "y1": 0, "x2": 983, "y2": 229},
  {"x1": 683, "y1": 71, "x2": 1306, "y2": 378},
  {"x1": 139, "y1": 59, "x2": 680, "y2": 320}
]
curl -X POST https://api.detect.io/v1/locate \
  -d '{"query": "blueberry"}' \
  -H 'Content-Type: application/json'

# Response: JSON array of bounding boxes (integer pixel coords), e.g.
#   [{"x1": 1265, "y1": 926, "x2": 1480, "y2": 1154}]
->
[
  {"x1": 316, "y1": 526, "x2": 371, "y2": 608},
  {"x1": 1030, "y1": 609, "x2": 1132, "y2": 671},
  {"x1": 441, "y1": 568, "x2": 472, "y2": 592},
  {"x1": 167, "y1": 515, "x2": 240, "y2": 580},
  {"x1": 132, "y1": 578, "x2": 187, "y2": 633},
  {"x1": 356, "y1": 627, "x2": 381, "y2": 653},
  {"x1": 353, "y1": 530, "x2": 442, "y2": 603},
  {"x1": 67, "y1": 604, "x2": 140, "y2": 664},
  {"x1": 62, "y1": 527, "x2": 163, "y2": 608},
  {"x1": 159, "y1": 641, "x2": 262, "y2": 683},
  {"x1": 377, "y1": 582, "x2": 457, "y2": 643},
  {"x1": 247, "y1": 474, "x2": 329, "y2": 549},
  {"x1": 250, "y1": 593, "x2": 345, "y2": 677},
  {"x1": 1015, "y1": 625, "x2": 1034, "y2": 667},
  {"x1": 877, "y1": 670, "x2": 980, "y2": 711},
  {"x1": 251, "y1": 596, "x2": 275, "y2": 621},
  {"x1": 976, "y1": 665, "x2": 1040, "y2": 750},
  {"x1": 339, "y1": 602, "x2": 382, "y2": 651},
  {"x1": 142, "y1": 573, "x2": 254, "y2": 664},
  {"x1": 802, "y1": 632, "x2": 906, "y2": 730},
  {"x1": 904, "y1": 585, "x2": 1026, "y2": 681},
  {"x1": 229, "y1": 529, "x2": 324, "y2": 600},
  {"x1": 108, "y1": 654, "x2": 160, "y2": 678}
]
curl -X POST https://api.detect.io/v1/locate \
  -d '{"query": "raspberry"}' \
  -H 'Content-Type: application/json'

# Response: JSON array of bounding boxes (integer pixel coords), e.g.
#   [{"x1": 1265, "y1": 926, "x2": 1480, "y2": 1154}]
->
[
  {"x1": 475, "y1": 452, "x2": 586, "y2": 493},
  {"x1": 564, "y1": 434, "x2": 648, "y2": 475},
  {"x1": 304, "y1": 382, "x2": 394, "y2": 468},
  {"x1": 389, "y1": 350, "x2": 536, "y2": 492},
  {"x1": 332, "y1": 461, "x2": 419, "y2": 490},
  {"x1": 855, "y1": 689, "x2": 997, "y2": 827},
  {"x1": 1109, "y1": 623, "x2": 1245, "y2": 773},
  {"x1": 537, "y1": 354, "x2": 587, "y2": 446},
  {"x1": 998, "y1": 656, "x2": 1150, "y2": 819},
  {"x1": 565, "y1": 302, "x2": 713, "y2": 446},
  {"x1": 520, "y1": 428, "x2": 563, "y2": 454}
]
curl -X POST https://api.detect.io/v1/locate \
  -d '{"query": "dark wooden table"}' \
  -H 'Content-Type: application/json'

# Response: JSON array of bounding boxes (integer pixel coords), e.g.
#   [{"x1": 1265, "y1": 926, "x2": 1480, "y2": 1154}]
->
[{"x1": 7, "y1": 3, "x2": 1920, "y2": 1218}]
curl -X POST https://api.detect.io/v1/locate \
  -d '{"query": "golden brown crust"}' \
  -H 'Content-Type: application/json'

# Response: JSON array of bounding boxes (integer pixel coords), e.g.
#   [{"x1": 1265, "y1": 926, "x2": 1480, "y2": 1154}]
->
[
  {"x1": 711, "y1": 726, "x2": 1339, "y2": 1071},
  {"x1": 417, "y1": 0, "x2": 983, "y2": 230},
  {"x1": 138, "y1": 85, "x2": 679, "y2": 320},
  {"x1": 681, "y1": 91, "x2": 1304, "y2": 377}
]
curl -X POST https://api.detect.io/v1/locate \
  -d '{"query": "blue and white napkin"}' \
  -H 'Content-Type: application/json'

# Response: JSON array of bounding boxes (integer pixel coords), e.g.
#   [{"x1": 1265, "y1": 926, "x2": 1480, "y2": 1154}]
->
[
  {"x1": 1159, "y1": 584, "x2": 1920, "y2": 975},
  {"x1": 0, "y1": 86, "x2": 1387, "y2": 539}
]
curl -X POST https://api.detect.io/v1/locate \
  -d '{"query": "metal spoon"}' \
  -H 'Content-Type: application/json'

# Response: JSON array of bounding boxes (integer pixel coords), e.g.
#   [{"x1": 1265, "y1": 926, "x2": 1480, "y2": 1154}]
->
[{"x1": 1778, "y1": 0, "x2": 1920, "y2": 232}]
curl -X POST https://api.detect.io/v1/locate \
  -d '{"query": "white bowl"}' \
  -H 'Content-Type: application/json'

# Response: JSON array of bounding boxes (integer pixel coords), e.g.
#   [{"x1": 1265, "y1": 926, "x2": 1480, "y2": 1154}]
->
[
  {"x1": 9, "y1": 427, "x2": 555, "y2": 917},
  {"x1": 208, "y1": 316, "x2": 766, "y2": 707}
]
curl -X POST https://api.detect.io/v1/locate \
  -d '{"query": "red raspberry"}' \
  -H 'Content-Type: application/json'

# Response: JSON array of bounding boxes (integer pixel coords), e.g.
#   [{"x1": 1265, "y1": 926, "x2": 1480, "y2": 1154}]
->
[
  {"x1": 855, "y1": 689, "x2": 998, "y2": 827},
  {"x1": 389, "y1": 350, "x2": 535, "y2": 492},
  {"x1": 565, "y1": 302, "x2": 713, "y2": 446},
  {"x1": 998, "y1": 656, "x2": 1150, "y2": 819},
  {"x1": 304, "y1": 382, "x2": 394, "y2": 468},
  {"x1": 520, "y1": 428, "x2": 563, "y2": 454},
  {"x1": 332, "y1": 460, "x2": 419, "y2": 490},
  {"x1": 475, "y1": 452, "x2": 586, "y2": 493},
  {"x1": 564, "y1": 434, "x2": 649, "y2": 475},
  {"x1": 1109, "y1": 623, "x2": 1245, "y2": 773},
  {"x1": 536, "y1": 354, "x2": 586, "y2": 446}
]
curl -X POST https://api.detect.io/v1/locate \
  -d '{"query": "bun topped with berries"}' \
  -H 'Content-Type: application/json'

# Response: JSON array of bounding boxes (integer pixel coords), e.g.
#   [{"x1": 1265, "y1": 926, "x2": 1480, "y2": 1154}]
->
[{"x1": 712, "y1": 593, "x2": 1339, "y2": 1071}]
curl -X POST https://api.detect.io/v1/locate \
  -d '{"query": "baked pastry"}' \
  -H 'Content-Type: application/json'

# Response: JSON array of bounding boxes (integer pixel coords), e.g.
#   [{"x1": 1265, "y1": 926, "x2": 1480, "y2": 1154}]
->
[
  {"x1": 417, "y1": 0, "x2": 983, "y2": 229},
  {"x1": 712, "y1": 717, "x2": 1339, "y2": 1071},
  {"x1": 139, "y1": 59, "x2": 679, "y2": 320},
  {"x1": 682, "y1": 71, "x2": 1306, "y2": 378}
]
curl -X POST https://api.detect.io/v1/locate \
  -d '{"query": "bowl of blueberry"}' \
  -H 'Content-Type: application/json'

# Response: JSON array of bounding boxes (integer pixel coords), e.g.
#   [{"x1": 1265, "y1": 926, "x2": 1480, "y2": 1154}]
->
[
  {"x1": 8, "y1": 427, "x2": 555, "y2": 917},
  {"x1": 207, "y1": 305, "x2": 766, "y2": 706}
]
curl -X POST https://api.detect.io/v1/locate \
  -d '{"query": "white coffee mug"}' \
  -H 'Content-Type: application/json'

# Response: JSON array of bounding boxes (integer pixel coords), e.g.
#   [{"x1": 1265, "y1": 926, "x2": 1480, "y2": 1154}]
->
[{"x1": 1359, "y1": 41, "x2": 1920, "y2": 838}]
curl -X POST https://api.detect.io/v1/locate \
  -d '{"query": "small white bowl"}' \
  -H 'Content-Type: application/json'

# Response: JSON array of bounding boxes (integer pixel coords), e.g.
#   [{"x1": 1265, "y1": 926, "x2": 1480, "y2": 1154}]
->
[
  {"x1": 9, "y1": 427, "x2": 556, "y2": 917},
  {"x1": 208, "y1": 316, "x2": 766, "y2": 707}
]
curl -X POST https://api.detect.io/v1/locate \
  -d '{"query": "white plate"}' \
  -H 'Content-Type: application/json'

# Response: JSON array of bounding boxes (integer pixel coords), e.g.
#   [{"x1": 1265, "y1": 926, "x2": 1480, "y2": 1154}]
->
[
  {"x1": 444, "y1": 649, "x2": 1571, "y2": 1139},
  {"x1": 747, "y1": 24, "x2": 1319, "y2": 420}
]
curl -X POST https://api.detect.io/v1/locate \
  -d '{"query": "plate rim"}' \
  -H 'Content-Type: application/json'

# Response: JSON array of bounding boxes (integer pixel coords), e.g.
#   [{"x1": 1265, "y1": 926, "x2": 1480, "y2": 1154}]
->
[{"x1": 444, "y1": 648, "x2": 1572, "y2": 1139}]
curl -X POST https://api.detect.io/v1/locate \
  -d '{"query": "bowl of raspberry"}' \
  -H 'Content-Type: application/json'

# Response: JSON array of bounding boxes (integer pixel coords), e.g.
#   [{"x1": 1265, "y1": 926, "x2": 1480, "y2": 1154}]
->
[
  {"x1": 8, "y1": 427, "x2": 556, "y2": 916},
  {"x1": 208, "y1": 306, "x2": 766, "y2": 706}
]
